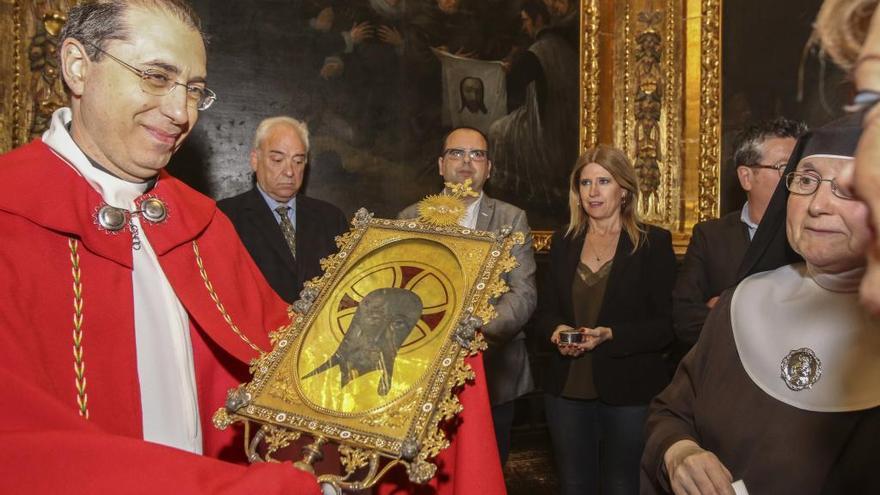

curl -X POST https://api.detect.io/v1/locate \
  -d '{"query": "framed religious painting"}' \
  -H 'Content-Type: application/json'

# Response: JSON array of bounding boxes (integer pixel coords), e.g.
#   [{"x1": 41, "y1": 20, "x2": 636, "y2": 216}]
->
[{"x1": 213, "y1": 188, "x2": 524, "y2": 491}]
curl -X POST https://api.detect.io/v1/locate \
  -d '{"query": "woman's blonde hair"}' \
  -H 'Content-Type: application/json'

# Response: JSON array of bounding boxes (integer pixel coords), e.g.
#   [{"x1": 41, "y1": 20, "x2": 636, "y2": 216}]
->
[
  {"x1": 565, "y1": 145, "x2": 645, "y2": 251},
  {"x1": 814, "y1": 0, "x2": 879, "y2": 71}
]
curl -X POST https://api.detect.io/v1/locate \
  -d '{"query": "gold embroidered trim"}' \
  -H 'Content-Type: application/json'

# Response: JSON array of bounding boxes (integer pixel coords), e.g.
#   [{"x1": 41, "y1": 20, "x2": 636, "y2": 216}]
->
[
  {"x1": 192, "y1": 240, "x2": 262, "y2": 353},
  {"x1": 69, "y1": 238, "x2": 89, "y2": 419}
]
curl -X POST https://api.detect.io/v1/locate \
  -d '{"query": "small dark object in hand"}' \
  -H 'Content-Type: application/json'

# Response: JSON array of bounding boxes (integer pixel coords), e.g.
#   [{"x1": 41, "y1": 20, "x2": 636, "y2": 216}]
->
[{"x1": 559, "y1": 330, "x2": 585, "y2": 344}]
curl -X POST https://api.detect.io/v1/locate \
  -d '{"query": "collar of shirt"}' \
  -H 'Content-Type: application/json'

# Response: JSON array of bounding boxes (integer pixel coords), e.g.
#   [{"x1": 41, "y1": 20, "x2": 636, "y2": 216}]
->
[
  {"x1": 740, "y1": 200, "x2": 758, "y2": 240},
  {"x1": 459, "y1": 192, "x2": 484, "y2": 229},
  {"x1": 257, "y1": 184, "x2": 297, "y2": 228}
]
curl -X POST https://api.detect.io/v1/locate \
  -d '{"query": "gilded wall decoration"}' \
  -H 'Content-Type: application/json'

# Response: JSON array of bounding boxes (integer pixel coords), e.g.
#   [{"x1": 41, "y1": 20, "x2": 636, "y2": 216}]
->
[
  {"x1": 613, "y1": 0, "x2": 684, "y2": 228},
  {"x1": 580, "y1": 0, "x2": 601, "y2": 151},
  {"x1": 0, "y1": 0, "x2": 75, "y2": 151}
]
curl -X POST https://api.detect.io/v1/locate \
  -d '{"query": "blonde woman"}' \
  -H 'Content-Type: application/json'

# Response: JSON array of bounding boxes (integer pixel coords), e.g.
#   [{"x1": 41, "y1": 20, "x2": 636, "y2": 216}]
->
[{"x1": 538, "y1": 146, "x2": 676, "y2": 495}]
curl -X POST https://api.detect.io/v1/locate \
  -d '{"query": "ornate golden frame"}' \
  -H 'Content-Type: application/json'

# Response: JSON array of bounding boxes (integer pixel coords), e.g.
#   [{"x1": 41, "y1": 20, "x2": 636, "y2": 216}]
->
[{"x1": 214, "y1": 206, "x2": 522, "y2": 491}]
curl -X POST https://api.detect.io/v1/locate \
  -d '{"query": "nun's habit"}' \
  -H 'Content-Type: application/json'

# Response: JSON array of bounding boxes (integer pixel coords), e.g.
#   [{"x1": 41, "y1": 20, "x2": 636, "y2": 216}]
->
[{"x1": 640, "y1": 116, "x2": 880, "y2": 495}]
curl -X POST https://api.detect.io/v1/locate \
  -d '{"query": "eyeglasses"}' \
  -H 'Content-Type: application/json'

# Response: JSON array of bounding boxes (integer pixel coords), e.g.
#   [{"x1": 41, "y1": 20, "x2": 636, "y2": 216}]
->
[
  {"x1": 85, "y1": 41, "x2": 217, "y2": 111},
  {"x1": 747, "y1": 163, "x2": 787, "y2": 176},
  {"x1": 785, "y1": 171, "x2": 855, "y2": 200},
  {"x1": 443, "y1": 148, "x2": 488, "y2": 162}
]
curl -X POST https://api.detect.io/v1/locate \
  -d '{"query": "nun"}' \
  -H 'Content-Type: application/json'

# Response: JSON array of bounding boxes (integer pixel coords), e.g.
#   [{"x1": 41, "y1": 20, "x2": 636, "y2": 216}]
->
[{"x1": 640, "y1": 116, "x2": 880, "y2": 495}]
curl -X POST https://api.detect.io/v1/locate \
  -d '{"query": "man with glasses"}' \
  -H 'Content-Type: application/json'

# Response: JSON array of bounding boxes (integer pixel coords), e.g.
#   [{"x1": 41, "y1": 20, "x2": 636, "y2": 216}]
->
[
  {"x1": 673, "y1": 117, "x2": 805, "y2": 351},
  {"x1": 398, "y1": 126, "x2": 537, "y2": 465},
  {"x1": 0, "y1": 1, "x2": 319, "y2": 492},
  {"x1": 218, "y1": 117, "x2": 348, "y2": 303}
]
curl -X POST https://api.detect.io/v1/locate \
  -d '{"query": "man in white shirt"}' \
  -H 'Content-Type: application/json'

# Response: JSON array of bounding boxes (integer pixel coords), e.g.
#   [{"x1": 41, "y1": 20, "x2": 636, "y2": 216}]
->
[{"x1": 398, "y1": 126, "x2": 537, "y2": 464}]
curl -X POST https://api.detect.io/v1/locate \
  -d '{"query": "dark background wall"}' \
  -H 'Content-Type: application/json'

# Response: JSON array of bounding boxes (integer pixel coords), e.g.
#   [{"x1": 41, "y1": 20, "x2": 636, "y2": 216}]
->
[
  {"x1": 720, "y1": 0, "x2": 851, "y2": 214},
  {"x1": 167, "y1": 0, "x2": 581, "y2": 227}
]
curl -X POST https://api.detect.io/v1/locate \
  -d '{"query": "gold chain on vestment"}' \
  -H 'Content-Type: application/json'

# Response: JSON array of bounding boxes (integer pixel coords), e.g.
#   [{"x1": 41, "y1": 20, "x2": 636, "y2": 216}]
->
[
  {"x1": 192, "y1": 240, "x2": 262, "y2": 353},
  {"x1": 69, "y1": 238, "x2": 89, "y2": 419}
]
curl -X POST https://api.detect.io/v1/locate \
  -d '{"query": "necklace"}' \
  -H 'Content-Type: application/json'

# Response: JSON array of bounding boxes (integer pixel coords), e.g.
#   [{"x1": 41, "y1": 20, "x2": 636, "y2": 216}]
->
[{"x1": 586, "y1": 230, "x2": 619, "y2": 263}]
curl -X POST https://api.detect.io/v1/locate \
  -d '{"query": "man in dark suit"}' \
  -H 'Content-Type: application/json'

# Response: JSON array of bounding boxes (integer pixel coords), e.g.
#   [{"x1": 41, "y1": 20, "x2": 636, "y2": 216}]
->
[
  {"x1": 218, "y1": 116, "x2": 348, "y2": 303},
  {"x1": 673, "y1": 117, "x2": 805, "y2": 348},
  {"x1": 398, "y1": 126, "x2": 537, "y2": 464}
]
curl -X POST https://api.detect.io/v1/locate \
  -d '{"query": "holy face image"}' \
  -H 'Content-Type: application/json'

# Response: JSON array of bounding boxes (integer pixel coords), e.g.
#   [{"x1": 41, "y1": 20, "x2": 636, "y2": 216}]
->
[{"x1": 459, "y1": 77, "x2": 487, "y2": 114}]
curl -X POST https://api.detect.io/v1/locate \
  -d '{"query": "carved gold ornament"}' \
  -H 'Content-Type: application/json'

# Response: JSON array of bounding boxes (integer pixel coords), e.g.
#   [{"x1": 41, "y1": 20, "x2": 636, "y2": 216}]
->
[{"x1": 214, "y1": 206, "x2": 522, "y2": 491}]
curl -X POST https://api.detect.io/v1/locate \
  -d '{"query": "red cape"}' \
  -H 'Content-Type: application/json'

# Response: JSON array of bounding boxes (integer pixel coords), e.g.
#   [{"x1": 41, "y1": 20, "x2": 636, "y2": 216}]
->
[{"x1": 0, "y1": 140, "x2": 505, "y2": 494}]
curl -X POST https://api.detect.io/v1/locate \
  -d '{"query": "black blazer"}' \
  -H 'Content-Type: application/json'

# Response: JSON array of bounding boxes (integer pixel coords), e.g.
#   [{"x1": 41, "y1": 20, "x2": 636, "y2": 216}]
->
[
  {"x1": 217, "y1": 187, "x2": 348, "y2": 303},
  {"x1": 538, "y1": 224, "x2": 676, "y2": 405},
  {"x1": 672, "y1": 210, "x2": 750, "y2": 346}
]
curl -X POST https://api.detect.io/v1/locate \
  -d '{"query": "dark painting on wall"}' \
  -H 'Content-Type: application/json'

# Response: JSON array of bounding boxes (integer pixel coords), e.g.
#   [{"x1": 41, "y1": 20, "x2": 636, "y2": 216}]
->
[
  {"x1": 720, "y1": 0, "x2": 850, "y2": 215},
  {"x1": 170, "y1": 0, "x2": 581, "y2": 229}
]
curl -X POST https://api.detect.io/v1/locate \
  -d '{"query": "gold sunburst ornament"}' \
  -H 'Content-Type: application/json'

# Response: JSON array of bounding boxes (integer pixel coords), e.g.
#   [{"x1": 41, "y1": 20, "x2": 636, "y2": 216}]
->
[{"x1": 416, "y1": 179, "x2": 480, "y2": 226}]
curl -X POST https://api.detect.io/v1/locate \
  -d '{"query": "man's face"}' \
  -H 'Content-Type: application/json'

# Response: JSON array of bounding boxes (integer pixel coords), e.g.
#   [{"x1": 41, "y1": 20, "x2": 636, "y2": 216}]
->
[
  {"x1": 438, "y1": 129, "x2": 492, "y2": 193},
  {"x1": 739, "y1": 136, "x2": 797, "y2": 207},
  {"x1": 521, "y1": 11, "x2": 538, "y2": 39},
  {"x1": 251, "y1": 124, "x2": 308, "y2": 202},
  {"x1": 66, "y1": 6, "x2": 206, "y2": 182},
  {"x1": 461, "y1": 78, "x2": 483, "y2": 112}
]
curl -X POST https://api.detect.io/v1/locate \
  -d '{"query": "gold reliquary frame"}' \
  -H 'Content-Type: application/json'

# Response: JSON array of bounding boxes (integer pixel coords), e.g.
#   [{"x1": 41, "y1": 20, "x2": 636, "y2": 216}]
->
[{"x1": 213, "y1": 207, "x2": 522, "y2": 492}]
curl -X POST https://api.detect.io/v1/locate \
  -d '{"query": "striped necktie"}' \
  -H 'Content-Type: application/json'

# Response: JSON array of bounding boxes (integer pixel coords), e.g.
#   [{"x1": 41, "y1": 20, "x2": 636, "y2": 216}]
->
[{"x1": 275, "y1": 205, "x2": 296, "y2": 259}]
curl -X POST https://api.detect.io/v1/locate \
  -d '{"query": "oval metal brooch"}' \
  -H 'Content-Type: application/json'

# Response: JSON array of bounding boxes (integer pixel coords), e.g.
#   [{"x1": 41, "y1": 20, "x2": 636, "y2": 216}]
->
[{"x1": 780, "y1": 348, "x2": 822, "y2": 391}]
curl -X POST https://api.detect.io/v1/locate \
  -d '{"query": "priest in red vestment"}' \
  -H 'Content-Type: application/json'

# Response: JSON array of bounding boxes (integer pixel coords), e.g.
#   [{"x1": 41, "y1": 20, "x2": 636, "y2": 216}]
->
[{"x1": 0, "y1": 1, "x2": 504, "y2": 494}]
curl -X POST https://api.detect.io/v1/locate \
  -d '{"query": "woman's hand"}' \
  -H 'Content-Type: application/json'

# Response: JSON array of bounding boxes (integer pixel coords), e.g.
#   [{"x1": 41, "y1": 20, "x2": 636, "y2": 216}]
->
[
  {"x1": 550, "y1": 325, "x2": 589, "y2": 357},
  {"x1": 663, "y1": 440, "x2": 735, "y2": 495},
  {"x1": 581, "y1": 326, "x2": 613, "y2": 350}
]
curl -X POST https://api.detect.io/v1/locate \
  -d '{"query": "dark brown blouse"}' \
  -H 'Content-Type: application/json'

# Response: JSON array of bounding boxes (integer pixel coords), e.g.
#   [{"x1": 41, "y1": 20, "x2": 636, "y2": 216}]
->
[{"x1": 561, "y1": 261, "x2": 612, "y2": 399}]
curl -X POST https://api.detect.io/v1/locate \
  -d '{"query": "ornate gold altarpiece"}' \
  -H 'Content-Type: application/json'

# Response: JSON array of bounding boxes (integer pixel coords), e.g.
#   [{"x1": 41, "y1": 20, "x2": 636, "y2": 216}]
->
[{"x1": 0, "y1": 0, "x2": 722, "y2": 251}]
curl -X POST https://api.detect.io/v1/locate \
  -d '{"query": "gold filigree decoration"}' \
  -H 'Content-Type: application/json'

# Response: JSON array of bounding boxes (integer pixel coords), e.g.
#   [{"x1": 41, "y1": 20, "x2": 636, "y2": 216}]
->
[
  {"x1": 28, "y1": 11, "x2": 68, "y2": 140},
  {"x1": 580, "y1": 0, "x2": 600, "y2": 150},
  {"x1": 451, "y1": 361, "x2": 475, "y2": 388},
  {"x1": 10, "y1": 0, "x2": 24, "y2": 149},
  {"x1": 267, "y1": 373, "x2": 299, "y2": 404},
  {"x1": 69, "y1": 238, "x2": 89, "y2": 419},
  {"x1": 699, "y1": 0, "x2": 721, "y2": 221},
  {"x1": 319, "y1": 253, "x2": 342, "y2": 273},
  {"x1": 496, "y1": 254, "x2": 518, "y2": 275},
  {"x1": 192, "y1": 240, "x2": 262, "y2": 353},
  {"x1": 531, "y1": 231, "x2": 553, "y2": 253},
  {"x1": 420, "y1": 428, "x2": 449, "y2": 460},
  {"x1": 213, "y1": 407, "x2": 232, "y2": 430},
  {"x1": 468, "y1": 332, "x2": 488, "y2": 355},
  {"x1": 415, "y1": 179, "x2": 478, "y2": 227},
  {"x1": 633, "y1": 11, "x2": 663, "y2": 215},
  {"x1": 335, "y1": 231, "x2": 356, "y2": 250},
  {"x1": 406, "y1": 459, "x2": 438, "y2": 484},
  {"x1": 436, "y1": 396, "x2": 462, "y2": 422},
  {"x1": 485, "y1": 279, "x2": 509, "y2": 300},
  {"x1": 264, "y1": 424, "x2": 302, "y2": 457},
  {"x1": 475, "y1": 306, "x2": 497, "y2": 330},
  {"x1": 339, "y1": 445, "x2": 370, "y2": 474},
  {"x1": 358, "y1": 399, "x2": 417, "y2": 429}
]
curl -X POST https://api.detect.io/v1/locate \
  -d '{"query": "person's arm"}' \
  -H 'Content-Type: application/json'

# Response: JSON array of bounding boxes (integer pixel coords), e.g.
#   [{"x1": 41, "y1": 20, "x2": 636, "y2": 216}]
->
[
  {"x1": 0, "y1": 367, "x2": 320, "y2": 495},
  {"x1": 673, "y1": 223, "x2": 713, "y2": 346},
  {"x1": 480, "y1": 210, "x2": 537, "y2": 347},
  {"x1": 593, "y1": 227, "x2": 676, "y2": 357},
  {"x1": 641, "y1": 294, "x2": 733, "y2": 495}
]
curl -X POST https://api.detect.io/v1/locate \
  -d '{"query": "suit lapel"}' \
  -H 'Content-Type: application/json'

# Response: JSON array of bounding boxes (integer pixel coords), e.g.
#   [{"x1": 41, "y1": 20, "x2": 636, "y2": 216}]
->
[
  {"x1": 244, "y1": 187, "x2": 297, "y2": 274},
  {"x1": 476, "y1": 194, "x2": 495, "y2": 231}
]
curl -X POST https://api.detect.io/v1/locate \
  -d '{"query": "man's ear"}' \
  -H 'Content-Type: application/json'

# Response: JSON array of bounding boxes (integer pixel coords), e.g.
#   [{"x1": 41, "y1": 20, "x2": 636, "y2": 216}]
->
[
  {"x1": 737, "y1": 165, "x2": 753, "y2": 192},
  {"x1": 486, "y1": 159, "x2": 493, "y2": 179},
  {"x1": 438, "y1": 156, "x2": 445, "y2": 176},
  {"x1": 250, "y1": 149, "x2": 259, "y2": 172},
  {"x1": 61, "y1": 38, "x2": 89, "y2": 96}
]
